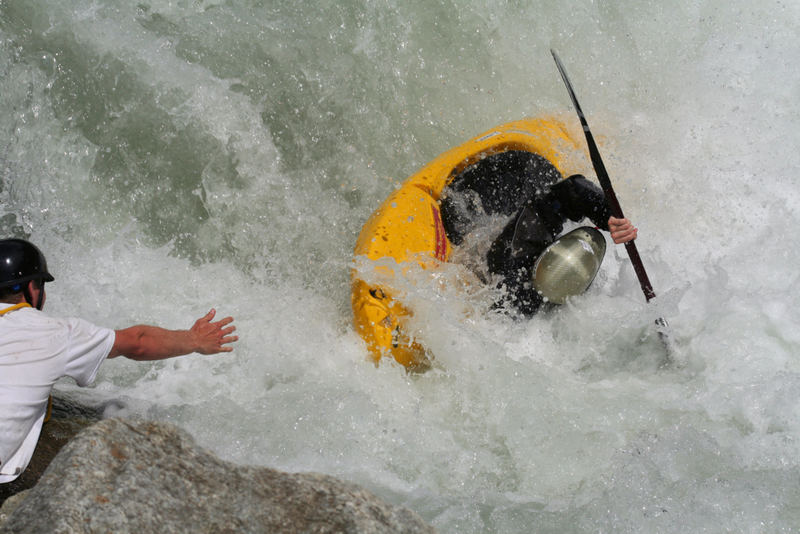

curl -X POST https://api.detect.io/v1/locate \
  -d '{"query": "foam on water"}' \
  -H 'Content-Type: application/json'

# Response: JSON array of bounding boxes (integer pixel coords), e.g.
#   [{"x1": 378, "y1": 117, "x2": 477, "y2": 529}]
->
[{"x1": 3, "y1": 0, "x2": 800, "y2": 531}]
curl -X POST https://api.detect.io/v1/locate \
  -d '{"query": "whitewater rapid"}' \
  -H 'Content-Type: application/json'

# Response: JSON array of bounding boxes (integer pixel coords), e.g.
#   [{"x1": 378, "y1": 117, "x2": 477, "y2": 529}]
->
[{"x1": 2, "y1": 1, "x2": 800, "y2": 532}]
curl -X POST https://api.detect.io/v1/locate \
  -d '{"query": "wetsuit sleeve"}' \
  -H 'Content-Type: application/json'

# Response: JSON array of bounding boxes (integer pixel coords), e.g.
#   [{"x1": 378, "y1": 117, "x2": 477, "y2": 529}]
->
[{"x1": 548, "y1": 175, "x2": 611, "y2": 230}]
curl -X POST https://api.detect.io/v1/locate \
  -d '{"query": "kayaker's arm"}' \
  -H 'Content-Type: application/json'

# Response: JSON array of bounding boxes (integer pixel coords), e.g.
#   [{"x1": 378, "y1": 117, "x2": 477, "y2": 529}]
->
[
  {"x1": 549, "y1": 175, "x2": 611, "y2": 229},
  {"x1": 548, "y1": 175, "x2": 638, "y2": 244}
]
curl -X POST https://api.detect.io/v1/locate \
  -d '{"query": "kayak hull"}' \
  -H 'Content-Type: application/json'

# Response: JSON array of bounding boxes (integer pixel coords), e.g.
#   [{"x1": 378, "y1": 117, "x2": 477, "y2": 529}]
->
[{"x1": 351, "y1": 117, "x2": 586, "y2": 369}]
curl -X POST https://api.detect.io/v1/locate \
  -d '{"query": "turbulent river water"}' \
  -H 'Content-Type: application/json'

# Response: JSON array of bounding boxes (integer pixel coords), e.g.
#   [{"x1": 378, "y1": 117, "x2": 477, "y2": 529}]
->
[{"x1": 2, "y1": 1, "x2": 800, "y2": 532}]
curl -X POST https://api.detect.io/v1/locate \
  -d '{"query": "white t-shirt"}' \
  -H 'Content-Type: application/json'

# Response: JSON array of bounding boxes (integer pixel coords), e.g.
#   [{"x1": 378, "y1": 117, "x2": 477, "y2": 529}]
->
[{"x1": 0, "y1": 305, "x2": 115, "y2": 483}]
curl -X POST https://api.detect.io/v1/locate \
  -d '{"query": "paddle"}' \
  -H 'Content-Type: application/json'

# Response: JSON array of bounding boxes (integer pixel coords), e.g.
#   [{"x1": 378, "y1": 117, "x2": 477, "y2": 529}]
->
[{"x1": 550, "y1": 49, "x2": 673, "y2": 351}]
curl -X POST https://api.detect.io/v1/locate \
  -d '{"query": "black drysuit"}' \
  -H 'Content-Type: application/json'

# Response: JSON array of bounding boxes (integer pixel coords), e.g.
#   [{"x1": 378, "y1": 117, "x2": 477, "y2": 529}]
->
[{"x1": 440, "y1": 150, "x2": 611, "y2": 316}]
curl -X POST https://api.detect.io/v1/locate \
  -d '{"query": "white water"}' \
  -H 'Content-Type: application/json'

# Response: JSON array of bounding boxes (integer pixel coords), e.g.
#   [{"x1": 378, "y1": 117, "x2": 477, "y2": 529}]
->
[{"x1": 2, "y1": 1, "x2": 800, "y2": 531}]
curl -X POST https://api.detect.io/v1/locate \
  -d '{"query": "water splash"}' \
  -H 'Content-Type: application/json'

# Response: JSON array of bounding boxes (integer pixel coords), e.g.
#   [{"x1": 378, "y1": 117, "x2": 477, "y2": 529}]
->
[{"x1": 3, "y1": 1, "x2": 800, "y2": 532}]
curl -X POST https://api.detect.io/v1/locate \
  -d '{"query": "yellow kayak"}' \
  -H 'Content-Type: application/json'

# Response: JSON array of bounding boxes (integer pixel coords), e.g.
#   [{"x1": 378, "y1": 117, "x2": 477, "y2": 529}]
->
[{"x1": 351, "y1": 117, "x2": 587, "y2": 369}]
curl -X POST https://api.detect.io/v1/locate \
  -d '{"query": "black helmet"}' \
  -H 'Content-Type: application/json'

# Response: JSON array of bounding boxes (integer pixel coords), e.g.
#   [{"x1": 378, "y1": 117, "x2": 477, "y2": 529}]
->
[
  {"x1": 531, "y1": 226, "x2": 606, "y2": 304},
  {"x1": 0, "y1": 238, "x2": 55, "y2": 291}
]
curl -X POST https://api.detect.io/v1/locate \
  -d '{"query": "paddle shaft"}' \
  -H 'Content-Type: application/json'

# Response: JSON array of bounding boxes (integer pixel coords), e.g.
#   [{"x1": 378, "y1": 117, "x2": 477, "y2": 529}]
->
[{"x1": 551, "y1": 50, "x2": 656, "y2": 302}]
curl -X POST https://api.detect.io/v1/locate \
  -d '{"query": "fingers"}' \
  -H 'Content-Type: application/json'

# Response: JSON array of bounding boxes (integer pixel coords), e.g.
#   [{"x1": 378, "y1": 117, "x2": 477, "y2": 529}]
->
[
  {"x1": 608, "y1": 216, "x2": 630, "y2": 230},
  {"x1": 208, "y1": 319, "x2": 236, "y2": 341},
  {"x1": 217, "y1": 333, "x2": 238, "y2": 352},
  {"x1": 213, "y1": 316, "x2": 235, "y2": 329},
  {"x1": 195, "y1": 311, "x2": 234, "y2": 331},
  {"x1": 607, "y1": 216, "x2": 638, "y2": 244},
  {"x1": 216, "y1": 325, "x2": 238, "y2": 349},
  {"x1": 612, "y1": 228, "x2": 637, "y2": 244},
  {"x1": 192, "y1": 311, "x2": 238, "y2": 354}
]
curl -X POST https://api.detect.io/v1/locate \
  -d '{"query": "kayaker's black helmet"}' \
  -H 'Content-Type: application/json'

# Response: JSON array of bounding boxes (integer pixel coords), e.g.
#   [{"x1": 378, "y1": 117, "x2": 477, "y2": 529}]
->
[
  {"x1": 0, "y1": 238, "x2": 55, "y2": 293},
  {"x1": 531, "y1": 226, "x2": 606, "y2": 304}
]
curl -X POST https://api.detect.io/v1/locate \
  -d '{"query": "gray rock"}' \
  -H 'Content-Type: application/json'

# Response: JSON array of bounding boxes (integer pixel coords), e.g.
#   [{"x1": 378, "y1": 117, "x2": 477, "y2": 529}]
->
[
  {"x1": 0, "y1": 489, "x2": 30, "y2": 524},
  {"x1": 0, "y1": 418, "x2": 435, "y2": 534}
]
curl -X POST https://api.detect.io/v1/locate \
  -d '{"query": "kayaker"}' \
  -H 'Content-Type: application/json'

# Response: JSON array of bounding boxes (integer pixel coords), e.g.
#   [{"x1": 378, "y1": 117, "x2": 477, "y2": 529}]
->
[
  {"x1": 440, "y1": 150, "x2": 637, "y2": 315},
  {"x1": 0, "y1": 238, "x2": 238, "y2": 485}
]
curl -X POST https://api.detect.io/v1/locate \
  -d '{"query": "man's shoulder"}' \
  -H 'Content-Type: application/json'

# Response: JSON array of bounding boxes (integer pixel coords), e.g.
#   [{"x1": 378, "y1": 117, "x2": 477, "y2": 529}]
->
[{"x1": 1, "y1": 308, "x2": 110, "y2": 338}]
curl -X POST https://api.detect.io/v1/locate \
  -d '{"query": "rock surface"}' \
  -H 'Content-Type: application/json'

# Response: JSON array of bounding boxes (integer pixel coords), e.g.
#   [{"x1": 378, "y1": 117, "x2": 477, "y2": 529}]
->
[{"x1": 0, "y1": 418, "x2": 434, "y2": 533}]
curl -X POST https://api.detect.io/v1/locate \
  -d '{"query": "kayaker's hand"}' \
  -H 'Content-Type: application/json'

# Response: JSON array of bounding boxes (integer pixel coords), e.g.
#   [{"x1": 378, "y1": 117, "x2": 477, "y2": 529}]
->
[{"x1": 608, "y1": 216, "x2": 637, "y2": 244}]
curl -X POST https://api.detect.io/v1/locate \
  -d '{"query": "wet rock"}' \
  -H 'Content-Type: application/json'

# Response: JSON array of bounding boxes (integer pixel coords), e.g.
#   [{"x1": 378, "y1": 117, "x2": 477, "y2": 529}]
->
[{"x1": 0, "y1": 418, "x2": 435, "y2": 534}]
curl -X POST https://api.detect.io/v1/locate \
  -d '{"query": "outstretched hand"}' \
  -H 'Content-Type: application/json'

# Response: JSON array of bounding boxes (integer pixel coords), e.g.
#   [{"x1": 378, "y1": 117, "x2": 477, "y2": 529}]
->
[
  {"x1": 608, "y1": 216, "x2": 638, "y2": 244},
  {"x1": 190, "y1": 309, "x2": 238, "y2": 354}
]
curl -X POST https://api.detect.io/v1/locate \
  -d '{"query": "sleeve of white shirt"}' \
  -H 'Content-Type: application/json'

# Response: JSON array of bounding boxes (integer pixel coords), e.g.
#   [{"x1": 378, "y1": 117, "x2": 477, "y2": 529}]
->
[{"x1": 62, "y1": 317, "x2": 116, "y2": 387}]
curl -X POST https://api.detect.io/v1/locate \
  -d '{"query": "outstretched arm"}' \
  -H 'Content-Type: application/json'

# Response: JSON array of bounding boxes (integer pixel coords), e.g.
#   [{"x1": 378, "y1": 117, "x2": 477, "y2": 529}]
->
[
  {"x1": 608, "y1": 216, "x2": 638, "y2": 244},
  {"x1": 109, "y1": 309, "x2": 237, "y2": 361}
]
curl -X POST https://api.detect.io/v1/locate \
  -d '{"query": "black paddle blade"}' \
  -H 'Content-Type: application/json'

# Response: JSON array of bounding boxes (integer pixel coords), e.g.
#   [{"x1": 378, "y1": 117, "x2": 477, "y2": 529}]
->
[
  {"x1": 550, "y1": 48, "x2": 657, "y2": 302},
  {"x1": 550, "y1": 49, "x2": 621, "y2": 217},
  {"x1": 551, "y1": 49, "x2": 674, "y2": 359},
  {"x1": 551, "y1": 50, "x2": 587, "y2": 124}
]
